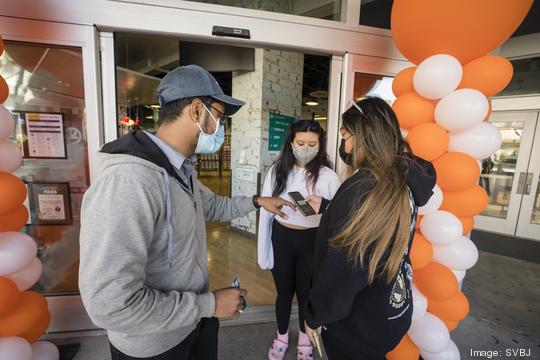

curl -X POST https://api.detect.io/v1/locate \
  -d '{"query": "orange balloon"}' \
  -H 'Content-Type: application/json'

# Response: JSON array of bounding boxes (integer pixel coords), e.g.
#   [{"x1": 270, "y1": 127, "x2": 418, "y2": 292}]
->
[
  {"x1": 0, "y1": 205, "x2": 29, "y2": 232},
  {"x1": 392, "y1": 67, "x2": 416, "y2": 97},
  {"x1": 441, "y1": 185, "x2": 489, "y2": 217},
  {"x1": 434, "y1": 152, "x2": 480, "y2": 191},
  {"x1": 20, "y1": 310, "x2": 51, "y2": 343},
  {"x1": 459, "y1": 56, "x2": 514, "y2": 97},
  {"x1": 428, "y1": 291, "x2": 470, "y2": 321},
  {"x1": 411, "y1": 233, "x2": 433, "y2": 270},
  {"x1": 407, "y1": 123, "x2": 449, "y2": 161},
  {"x1": 0, "y1": 277, "x2": 20, "y2": 317},
  {"x1": 387, "y1": 335, "x2": 420, "y2": 360},
  {"x1": 443, "y1": 319, "x2": 460, "y2": 332},
  {"x1": 392, "y1": 93, "x2": 435, "y2": 129},
  {"x1": 0, "y1": 76, "x2": 8, "y2": 104},
  {"x1": 414, "y1": 262, "x2": 459, "y2": 301},
  {"x1": 391, "y1": 0, "x2": 533, "y2": 64},
  {"x1": 0, "y1": 172, "x2": 27, "y2": 215},
  {"x1": 0, "y1": 291, "x2": 48, "y2": 337},
  {"x1": 459, "y1": 217, "x2": 475, "y2": 234}
]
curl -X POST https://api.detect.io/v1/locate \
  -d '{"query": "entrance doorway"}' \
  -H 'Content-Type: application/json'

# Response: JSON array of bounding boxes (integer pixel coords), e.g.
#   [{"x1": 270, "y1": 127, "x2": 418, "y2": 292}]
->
[{"x1": 476, "y1": 103, "x2": 540, "y2": 241}]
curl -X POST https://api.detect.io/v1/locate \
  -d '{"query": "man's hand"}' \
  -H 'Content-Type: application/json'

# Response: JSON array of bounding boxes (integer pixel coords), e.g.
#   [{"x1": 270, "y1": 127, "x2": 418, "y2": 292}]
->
[
  {"x1": 257, "y1": 197, "x2": 296, "y2": 219},
  {"x1": 213, "y1": 287, "x2": 247, "y2": 319},
  {"x1": 305, "y1": 195, "x2": 322, "y2": 214}
]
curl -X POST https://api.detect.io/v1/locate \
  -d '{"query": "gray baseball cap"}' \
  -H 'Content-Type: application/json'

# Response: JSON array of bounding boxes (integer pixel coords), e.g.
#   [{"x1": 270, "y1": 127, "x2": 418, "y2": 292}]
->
[{"x1": 156, "y1": 64, "x2": 245, "y2": 115}]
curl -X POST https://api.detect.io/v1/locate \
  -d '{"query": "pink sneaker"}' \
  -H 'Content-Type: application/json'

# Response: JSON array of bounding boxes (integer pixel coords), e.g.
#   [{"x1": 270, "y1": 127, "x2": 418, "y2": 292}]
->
[
  {"x1": 297, "y1": 344, "x2": 314, "y2": 360},
  {"x1": 268, "y1": 338, "x2": 288, "y2": 360}
]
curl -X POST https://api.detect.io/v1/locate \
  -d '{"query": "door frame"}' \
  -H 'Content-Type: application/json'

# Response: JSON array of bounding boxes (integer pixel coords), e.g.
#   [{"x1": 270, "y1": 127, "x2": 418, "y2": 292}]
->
[{"x1": 0, "y1": 16, "x2": 103, "y2": 332}]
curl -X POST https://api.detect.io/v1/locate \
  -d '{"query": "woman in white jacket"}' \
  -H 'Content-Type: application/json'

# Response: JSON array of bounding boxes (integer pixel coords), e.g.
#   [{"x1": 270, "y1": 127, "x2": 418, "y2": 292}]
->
[{"x1": 258, "y1": 120, "x2": 341, "y2": 360}]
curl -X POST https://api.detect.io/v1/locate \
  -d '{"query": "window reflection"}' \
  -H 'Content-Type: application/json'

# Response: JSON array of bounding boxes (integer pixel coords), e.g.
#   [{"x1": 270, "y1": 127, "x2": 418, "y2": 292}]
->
[{"x1": 1, "y1": 41, "x2": 88, "y2": 295}]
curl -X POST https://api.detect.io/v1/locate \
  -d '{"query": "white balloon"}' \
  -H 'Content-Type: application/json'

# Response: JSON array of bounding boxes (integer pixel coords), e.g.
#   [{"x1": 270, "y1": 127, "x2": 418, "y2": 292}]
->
[
  {"x1": 412, "y1": 284, "x2": 428, "y2": 321},
  {"x1": 0, "y1": 232, "x2": 38, "y2": 276},
  {"x1": 418, "y1": 185, "x2": 443, "y2": 216},
  {"x1": 421, "y1": 340, "x2": 461, "y2": 360},
  {"x1": 433, "y1": 236, "x2": 479, "y2": 271},
  {"x1": 0, "y1": 105, "x2": 15, "y2": 139},
  {"x1": 449, "y1": 122, "x2": 502, "y2": 160},
  {"x1": 0, "y1": 337, "x2": 32, "y2": 360},
  {"x1": 435, "y1": 89, "x2": 489, "y2": 133},
  {"x1": 420, "y1": 211, "x2": 463, "y2": 246},
  {"x1": 6, "y1": 257, "x2": 43, "y2": 291},
  {"x1": 413, "y1": 54, "x2": 463, "y2": 100},
  {"x1": 31, "y1": 341, "x2": 59, "y2": 360},
  {"x1": 0, "y1": 138, "x2": 22, "y2": 173},
  {"x1": 409, "y1": 312, "x2": 450, "y2": 353},
  {"x1": 453, "y1": 270, "x2": 466, "y2": 283}
]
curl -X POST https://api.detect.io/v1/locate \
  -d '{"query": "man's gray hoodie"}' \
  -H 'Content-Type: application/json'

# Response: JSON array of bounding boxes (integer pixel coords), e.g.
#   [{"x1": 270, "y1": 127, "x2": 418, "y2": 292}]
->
[{"x1": 79, "y1": 131, "x2": 255, "y2": 357}]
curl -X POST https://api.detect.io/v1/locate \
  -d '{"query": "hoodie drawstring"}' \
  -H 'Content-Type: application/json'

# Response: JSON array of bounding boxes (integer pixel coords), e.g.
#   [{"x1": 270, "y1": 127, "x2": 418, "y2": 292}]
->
[{"x1": 161, "y1": 169, "x2": 174, "y2": 267}]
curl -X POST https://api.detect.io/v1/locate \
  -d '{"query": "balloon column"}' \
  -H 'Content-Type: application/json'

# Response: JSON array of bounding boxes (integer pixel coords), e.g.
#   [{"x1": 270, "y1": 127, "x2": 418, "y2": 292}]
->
[
  {"x1": 387, "y1": 1, "x2": 533, "y2": 359},
  {"x1": 0, "y1": 36, "x2": 60, "y2": 360}
]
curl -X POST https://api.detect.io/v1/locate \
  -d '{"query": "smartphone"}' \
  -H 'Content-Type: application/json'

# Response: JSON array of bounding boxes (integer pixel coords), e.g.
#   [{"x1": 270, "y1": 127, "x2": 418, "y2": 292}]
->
[{"x1": 288, "y1": 191, "x2": 316, "y2": 216}]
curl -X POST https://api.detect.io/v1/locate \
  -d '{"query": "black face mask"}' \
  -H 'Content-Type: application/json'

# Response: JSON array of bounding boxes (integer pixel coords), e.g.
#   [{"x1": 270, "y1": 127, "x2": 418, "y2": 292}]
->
[{"x1": 339, "y1": 138, "x2": 353, "y2": 166}]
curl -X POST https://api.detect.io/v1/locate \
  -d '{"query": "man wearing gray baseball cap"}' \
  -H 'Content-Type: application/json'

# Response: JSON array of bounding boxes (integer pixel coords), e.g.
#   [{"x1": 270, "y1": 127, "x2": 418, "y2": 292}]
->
[{"x1": 79, "y1": 65, "x2": 296, "y2": 360}]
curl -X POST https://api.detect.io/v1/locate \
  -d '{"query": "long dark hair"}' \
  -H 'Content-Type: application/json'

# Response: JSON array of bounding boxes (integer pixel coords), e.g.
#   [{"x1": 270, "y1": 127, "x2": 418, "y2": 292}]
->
[
  {"x1": 272, "y1": 120, "x2": 332, "y2": 197},
  {"x1": 332, "y1": 97, "x2": 413, "y2": 284}
]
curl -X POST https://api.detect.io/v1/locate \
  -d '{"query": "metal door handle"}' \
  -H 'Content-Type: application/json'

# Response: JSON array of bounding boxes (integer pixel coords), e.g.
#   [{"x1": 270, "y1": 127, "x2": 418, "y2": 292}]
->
[{"x1": 517, "y1": 172, "x2": 533, "y2": 195}]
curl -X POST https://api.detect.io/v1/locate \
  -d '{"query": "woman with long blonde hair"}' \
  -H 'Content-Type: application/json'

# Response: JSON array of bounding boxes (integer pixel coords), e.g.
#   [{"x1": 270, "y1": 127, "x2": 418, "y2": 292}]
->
[{"x1": 303, "y1": 97, "x2": 436, "y2": 359}]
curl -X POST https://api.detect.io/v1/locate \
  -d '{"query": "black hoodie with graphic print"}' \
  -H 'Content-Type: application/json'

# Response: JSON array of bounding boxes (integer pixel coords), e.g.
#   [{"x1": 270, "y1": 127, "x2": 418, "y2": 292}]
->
[{"x1": 304, "y1": 156, "x2": 436, "y2": 359}]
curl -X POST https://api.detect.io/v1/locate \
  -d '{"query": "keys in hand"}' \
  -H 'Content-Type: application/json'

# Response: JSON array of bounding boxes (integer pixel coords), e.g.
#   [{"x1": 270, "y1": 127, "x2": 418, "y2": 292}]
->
[
  {"x1": 232, "y1": 277, "x2": 248, "y2": 312},
  {"x1": 213, "y1": 287, "x2": 248, "y2": 319}
]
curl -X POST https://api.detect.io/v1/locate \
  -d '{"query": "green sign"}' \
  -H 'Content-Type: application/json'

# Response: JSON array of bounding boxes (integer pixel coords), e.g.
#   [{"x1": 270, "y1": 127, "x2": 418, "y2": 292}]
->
[{"x1": 268, "y1": 113, "x2": 294, "y2": 152}]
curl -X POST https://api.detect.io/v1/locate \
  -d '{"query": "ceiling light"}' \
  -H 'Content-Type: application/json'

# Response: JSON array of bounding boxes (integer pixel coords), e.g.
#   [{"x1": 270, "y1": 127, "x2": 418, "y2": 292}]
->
[
  {"x1": 306, "y1": 100, "x2": 318, "y2": 106},
  {"x1": 150, "y1": 104, "x2": 160, "y2": 108}
]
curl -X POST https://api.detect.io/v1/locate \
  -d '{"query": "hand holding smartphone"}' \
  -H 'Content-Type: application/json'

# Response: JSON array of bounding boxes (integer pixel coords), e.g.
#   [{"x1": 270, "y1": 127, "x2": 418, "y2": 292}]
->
[{"x1": 288, "y1": 191, "x2": 316, "y2": 216}]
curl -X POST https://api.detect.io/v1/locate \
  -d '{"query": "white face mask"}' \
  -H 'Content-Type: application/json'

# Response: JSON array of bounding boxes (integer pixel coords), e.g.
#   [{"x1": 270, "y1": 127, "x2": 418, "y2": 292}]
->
[{"x1": 292, "y1": 144, "x2": 319, "y2": 166}]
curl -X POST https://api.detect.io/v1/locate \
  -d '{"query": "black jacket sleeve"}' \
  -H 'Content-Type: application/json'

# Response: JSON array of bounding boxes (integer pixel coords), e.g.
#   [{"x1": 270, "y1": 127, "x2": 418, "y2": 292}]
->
[
  {"x1": 305, "y1": 172, "x2": 374, "y2": 328},
  {"x1": 319, "y1": 197, "x2": 331, "y2": 214}
]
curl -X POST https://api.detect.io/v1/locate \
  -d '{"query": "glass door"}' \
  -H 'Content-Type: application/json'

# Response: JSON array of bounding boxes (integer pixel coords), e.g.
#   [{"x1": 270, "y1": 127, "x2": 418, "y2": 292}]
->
[
  {"x1": 516, "y1": 112, "x2": 540, "y2": 240},
  {"x1": 0, "y1": 17, "x2": 103, "y2": 332},
  {"x1": 475, "y1": 111, "x2": 539, "y2": 237}
]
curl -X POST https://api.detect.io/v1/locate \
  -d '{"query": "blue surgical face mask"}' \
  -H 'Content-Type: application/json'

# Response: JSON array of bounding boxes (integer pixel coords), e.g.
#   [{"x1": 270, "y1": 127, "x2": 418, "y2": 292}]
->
[{"x1": 195, "y1": 103, "x2": 225, "y2": 154}]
